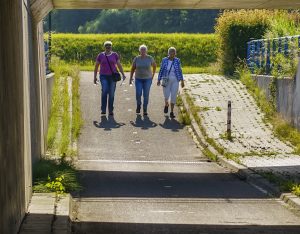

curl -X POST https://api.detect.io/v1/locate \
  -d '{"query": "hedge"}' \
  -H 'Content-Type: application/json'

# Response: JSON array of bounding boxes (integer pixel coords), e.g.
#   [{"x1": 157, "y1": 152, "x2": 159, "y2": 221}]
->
[
  {"x1": 49, "y1": 33, "x2": 218, "y2": 67},
  {"x1": 215, "y1": 10, "x2": 300, "y2": 75},
  {"x1": 215, "y1": 10, "x2": 271, "y2": 75}
]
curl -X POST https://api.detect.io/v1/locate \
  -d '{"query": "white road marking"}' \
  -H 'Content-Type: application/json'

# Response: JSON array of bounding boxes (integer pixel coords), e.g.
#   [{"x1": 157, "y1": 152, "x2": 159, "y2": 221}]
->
[
  {"x1": 78, "y1": 159, "x2": 207, "y2": 164},
  {"x1": 150, "y1": 210, "x2": 177, "y2": 213}
]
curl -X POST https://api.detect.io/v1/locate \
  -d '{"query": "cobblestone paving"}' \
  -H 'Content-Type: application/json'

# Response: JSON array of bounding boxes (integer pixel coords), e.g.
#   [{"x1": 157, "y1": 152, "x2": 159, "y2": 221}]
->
[{"x1": 184, "y1": 74, "x2": 300, "y2": 178}]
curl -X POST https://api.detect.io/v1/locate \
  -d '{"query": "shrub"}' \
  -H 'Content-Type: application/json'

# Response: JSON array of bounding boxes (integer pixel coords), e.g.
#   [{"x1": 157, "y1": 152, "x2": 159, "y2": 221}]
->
[
  {"x1": 49, "y1": 33, "x2": 218, "y2": 67},
  {"x1": 215, "y1": 10, "x2": 300, "y2": 75},
  {"x1": 215, "y1": 10, "x2": 271, "y2": 75}
]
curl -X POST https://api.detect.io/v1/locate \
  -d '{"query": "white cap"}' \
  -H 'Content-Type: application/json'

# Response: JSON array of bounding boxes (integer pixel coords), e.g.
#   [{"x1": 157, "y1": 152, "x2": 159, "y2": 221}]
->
[{"x1": 104, "y1": 41, "x2": 112, "y2": 46}]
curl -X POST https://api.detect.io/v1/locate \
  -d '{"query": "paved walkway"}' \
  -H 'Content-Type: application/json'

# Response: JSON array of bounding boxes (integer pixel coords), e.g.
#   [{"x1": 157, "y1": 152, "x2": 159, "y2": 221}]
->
[
  {"x1": 185, "y1": 74, "x2": 300, "y2": 179},
  {"x1": 71, "y1": 72, "x2": 300, "y2": 233}
]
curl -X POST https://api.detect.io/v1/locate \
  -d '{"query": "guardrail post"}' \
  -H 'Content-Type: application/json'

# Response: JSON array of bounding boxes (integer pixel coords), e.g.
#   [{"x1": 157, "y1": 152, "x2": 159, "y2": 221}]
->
[
  {"x1": 284, "y1": 37, "x2": 289, "y2": 57},
  {"x1": 227, "y1": 101, "x2": 232, "y2": 139},
  {"x1": 266, "y1": 40, "x2": 271, "y2": 74}
]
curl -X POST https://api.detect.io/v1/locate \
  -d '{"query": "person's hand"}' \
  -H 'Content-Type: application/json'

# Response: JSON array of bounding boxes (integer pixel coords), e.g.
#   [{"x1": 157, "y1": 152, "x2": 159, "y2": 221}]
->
[
  {"x1": 181, "y1": 80, "x2": 185, "y2": 88},
  {"x1": 129, "y1": 78, "x2": 133, "y2": 85},
  {"x1": 157, "y1": 80, "x2": 161, "y2": 86}
]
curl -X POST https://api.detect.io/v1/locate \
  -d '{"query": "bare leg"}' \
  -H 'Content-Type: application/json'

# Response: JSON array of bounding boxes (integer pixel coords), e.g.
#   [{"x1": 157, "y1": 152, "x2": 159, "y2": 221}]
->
[
  {"x1": 170, "y1": 103, "x2": 175, "y2": 112},
  {"x1": 165, "y1": 100, "x2": 169, "y2": 107}
]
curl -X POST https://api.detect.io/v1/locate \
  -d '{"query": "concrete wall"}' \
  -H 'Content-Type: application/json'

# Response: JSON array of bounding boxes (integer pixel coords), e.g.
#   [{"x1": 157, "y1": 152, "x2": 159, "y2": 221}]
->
[
  {"x1": 252, "y1": 60, "x2": 300, "y2": 130},
  {"x1": 0, "y1": 1, "x2": 28, "y2": 233},
  {"x1": 0, "y1": 1, "x2": 52, "y2": 233}
]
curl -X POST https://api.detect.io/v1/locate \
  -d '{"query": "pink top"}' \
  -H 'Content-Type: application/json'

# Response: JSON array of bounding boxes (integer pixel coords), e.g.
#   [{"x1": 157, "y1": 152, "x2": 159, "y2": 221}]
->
[{"x1": 96, "y1": 52, "x2": 119, "y2": 75}]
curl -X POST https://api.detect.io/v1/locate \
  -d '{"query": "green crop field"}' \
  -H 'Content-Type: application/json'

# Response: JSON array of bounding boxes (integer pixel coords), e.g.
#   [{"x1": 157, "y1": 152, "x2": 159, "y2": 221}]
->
[{"x1": 49, "y1": 33, "x2": 218, "y2": 68}]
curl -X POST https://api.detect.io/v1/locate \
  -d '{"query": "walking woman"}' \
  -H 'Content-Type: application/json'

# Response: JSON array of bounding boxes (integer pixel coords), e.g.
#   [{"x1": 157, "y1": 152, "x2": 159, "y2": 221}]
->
[
  {"x1": 129, "y1": 44, "x2": 156, "y2": 115},
  {"x1": 157, "y1": 47, "x2": 184, "y2": 118},
  {"x1": 94, "y1": 41, "x2": 126, "y2": 115}
]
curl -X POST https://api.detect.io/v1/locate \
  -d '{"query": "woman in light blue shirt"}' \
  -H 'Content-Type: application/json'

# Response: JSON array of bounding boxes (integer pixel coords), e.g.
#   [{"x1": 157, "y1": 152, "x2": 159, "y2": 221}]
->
[{"x1": 157, "y1": 47, "x2": 184, "y2": 118}]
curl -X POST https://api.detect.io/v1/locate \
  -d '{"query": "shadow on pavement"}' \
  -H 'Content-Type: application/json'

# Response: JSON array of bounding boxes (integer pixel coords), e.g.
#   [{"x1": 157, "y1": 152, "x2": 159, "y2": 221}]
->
[
  {"x1": 130, "y1": 115, "x2": 157, "y2": 130},
  {"x1": 75, "y1": 171, "x2": 268, "y2": 199},
  {"x1": 159, "y1": 116, "x2": 184, "y2": 132},
  {"x1": 72, "y1": 222, "x2": 300, "y2": 234},
  {"x1": 93, "y1": 116, "x2": 126, "y2": 131}
]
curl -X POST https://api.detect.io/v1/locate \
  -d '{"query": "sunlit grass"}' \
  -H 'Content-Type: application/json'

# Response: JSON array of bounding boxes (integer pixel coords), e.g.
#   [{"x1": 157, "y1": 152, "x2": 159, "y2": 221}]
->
[
  {"x1": 47, "y1": 58, "x2": 83, "y2": 156},
  {"x1": 237, "y1": 65, "x2": 300, "y2": 154},
  {"x1": 78, "y1": 62, "x2": 221, "y2": 75}
]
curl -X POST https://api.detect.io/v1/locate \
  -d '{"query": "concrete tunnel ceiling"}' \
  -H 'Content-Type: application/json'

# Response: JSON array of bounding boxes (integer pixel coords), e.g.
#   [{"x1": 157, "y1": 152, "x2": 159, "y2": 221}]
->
[
  {"x1": 30, "y1": 0, "x2": 300, "y2": 23},
  {"x1": 52, "y1": 0, "x2": 300, "y2": 9}
]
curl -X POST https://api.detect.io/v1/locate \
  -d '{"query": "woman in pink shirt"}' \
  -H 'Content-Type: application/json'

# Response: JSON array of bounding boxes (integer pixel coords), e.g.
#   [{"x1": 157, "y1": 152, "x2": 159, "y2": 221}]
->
[{"x1": 94, "y1": 41, "x2": 126, "y2": 116}]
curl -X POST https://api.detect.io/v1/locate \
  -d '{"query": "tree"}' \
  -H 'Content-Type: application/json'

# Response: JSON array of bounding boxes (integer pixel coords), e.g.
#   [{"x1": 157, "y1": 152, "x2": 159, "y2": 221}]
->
[{"x1": 44, "y1": 10, "x2": 101, "y2": 33}]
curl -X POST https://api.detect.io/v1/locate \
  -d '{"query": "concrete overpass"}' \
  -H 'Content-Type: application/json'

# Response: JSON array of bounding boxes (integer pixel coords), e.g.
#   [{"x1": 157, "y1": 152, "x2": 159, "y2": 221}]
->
[{"x1": 1, "y1": 0, "x2": 300, "y2": 233}]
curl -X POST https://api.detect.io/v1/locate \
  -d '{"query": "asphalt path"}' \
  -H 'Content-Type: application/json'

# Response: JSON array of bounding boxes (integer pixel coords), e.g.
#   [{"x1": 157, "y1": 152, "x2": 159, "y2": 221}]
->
[{"x1": 73, "y1": 72, "x2": 300, "y2": 234}]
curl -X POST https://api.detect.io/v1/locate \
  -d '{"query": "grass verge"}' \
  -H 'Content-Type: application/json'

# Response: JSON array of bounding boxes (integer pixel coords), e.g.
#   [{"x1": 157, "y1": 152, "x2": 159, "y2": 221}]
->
[
  {"x1": 33, "y1": 157, "x2": 82, "y2": 194},
  {"x1": 47, "y1": 58, "x2": 83, "y2": 156},
  {"x1": 78, "y1": 62, "x2": 221, "y2": 75},
  {"x1": 237, "y1": 66, "x2": 300, "y2": 154}
]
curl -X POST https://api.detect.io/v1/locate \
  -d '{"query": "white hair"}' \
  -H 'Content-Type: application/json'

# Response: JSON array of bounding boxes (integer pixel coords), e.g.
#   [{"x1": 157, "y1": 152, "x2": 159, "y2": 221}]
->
[
  {"x1": 139, "y1": 44, "x2": 148, "y2": 52},
  {"x1": 168, "y1": 47, "x2": 176, "y2": 55},
  {"x1": 103, "y1": 41, "x2": 112, "y2": 46}
]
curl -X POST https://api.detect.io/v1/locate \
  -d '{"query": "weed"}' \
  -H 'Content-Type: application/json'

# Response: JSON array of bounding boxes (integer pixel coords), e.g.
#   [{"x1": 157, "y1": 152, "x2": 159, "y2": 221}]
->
[
  {"x1": 201, "y1": 106, "x2": 210, "y2": 111},
  {"x1": 33, "y1": 158, "x2": 82, "y2": 194},
  {"x1": 202, "y1": 148, "x2": 218, "y2": 161},
  {"x1": 237, "y1": 65, "x2": 300, "y2": 155},
  {"x1": 292, "y1": 184, "x2": 300, "y2": 196},
  {"x1": 179, "y1": 107, "x2": 192, "y2": 125}
]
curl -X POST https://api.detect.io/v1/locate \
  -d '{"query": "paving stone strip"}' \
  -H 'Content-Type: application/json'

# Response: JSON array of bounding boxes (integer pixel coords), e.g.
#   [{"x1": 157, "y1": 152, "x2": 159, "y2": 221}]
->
[
  {"x1": 19, "y1": 193, "x2": 70, "y2": 234},
  {"x1": 184, "y1": 74, "x2": 300, "y2": 178}
]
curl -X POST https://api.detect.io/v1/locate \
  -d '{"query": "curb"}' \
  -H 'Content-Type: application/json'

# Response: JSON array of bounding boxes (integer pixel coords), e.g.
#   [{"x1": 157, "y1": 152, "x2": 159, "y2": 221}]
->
[{"x1": 179, "y1": 91, "x2": 299, "y2": 208}]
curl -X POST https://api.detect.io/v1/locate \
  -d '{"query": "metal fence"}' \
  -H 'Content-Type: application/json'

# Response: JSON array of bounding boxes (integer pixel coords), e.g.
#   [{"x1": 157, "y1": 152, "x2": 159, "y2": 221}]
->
[
  {"x1": 44, "y1": 41, "x2": 51, "y2": 75},
  {"x1": 247, "y1": 35, "x2": 300, "y2": 74}
]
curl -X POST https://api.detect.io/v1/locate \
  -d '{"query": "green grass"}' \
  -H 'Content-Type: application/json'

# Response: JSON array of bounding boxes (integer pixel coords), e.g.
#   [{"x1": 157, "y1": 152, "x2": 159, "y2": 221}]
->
[
  {"x1": 33, "y1": 158, "x2": 82, "y2": 193},
  {"x1": 47, "y1": 58, "x2": 83, "y2": 156},
  {"x1": 237, "y1": 65, "x2": 300, "y2": 155},
  {"x1": 59, "y1": 79, "x2": 71, "y2": 155},
  {"x1": 47, "y1": 75, "x2": 61, "y2": 150},
  {"x1": 178, "y1": 108, "x2": 192, "y2": 126},
  {"x1": 215, "y1": 106, "x2": 222, "y2": 111},
  {"x1": 202, "y1": 148, "x2": 218, "y2": 162},
  {"x1": 184, "y1": 92, "x2": 227, "y2": 157},
  {"x1": 72, "y1": 66, "x2": 83, "y2": 141},
  {"x1": 78, "y1": 62, "x2": 221, "y2": 75}
]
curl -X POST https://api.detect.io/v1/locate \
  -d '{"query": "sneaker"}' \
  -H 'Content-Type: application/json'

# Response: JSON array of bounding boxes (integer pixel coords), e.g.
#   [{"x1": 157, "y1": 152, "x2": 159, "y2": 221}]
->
[
  {"x1": 170, "y1": 112, "x2": 175, "y2": 118},
  {"x1": 164, "y1": 105, "x2": 169, "y2": 114},
  {"x1": 136, "y1": 105, "x2": 141, "y2": 114}
]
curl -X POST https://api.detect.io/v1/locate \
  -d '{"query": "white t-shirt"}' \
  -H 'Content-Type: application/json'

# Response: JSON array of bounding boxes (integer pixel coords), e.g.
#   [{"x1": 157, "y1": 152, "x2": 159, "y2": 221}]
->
[{"x1": 167, "y1": 60, "x2": 176, "y2": 80}]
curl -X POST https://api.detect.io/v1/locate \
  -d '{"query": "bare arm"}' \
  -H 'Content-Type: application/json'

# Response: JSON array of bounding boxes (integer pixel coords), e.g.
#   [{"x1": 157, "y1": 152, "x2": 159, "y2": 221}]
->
[
  {"x1": 152, "y1": 62, "x2": 157, "y2": 79},
  {"x1": 116, "y1": 59, "x2": 126, "y2": 79},
  {"x1": 94, "y1": 61, "x2": 100, "y2": 84},
  {"x1": 130, "y1": 63, "x2": 136, "y2": 84}
]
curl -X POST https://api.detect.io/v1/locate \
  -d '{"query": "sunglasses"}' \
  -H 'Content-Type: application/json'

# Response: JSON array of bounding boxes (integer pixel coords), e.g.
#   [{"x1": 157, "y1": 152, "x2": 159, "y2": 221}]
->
[{"x1": 105, "y1": 45, "x2": 112, "y2": 48}]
